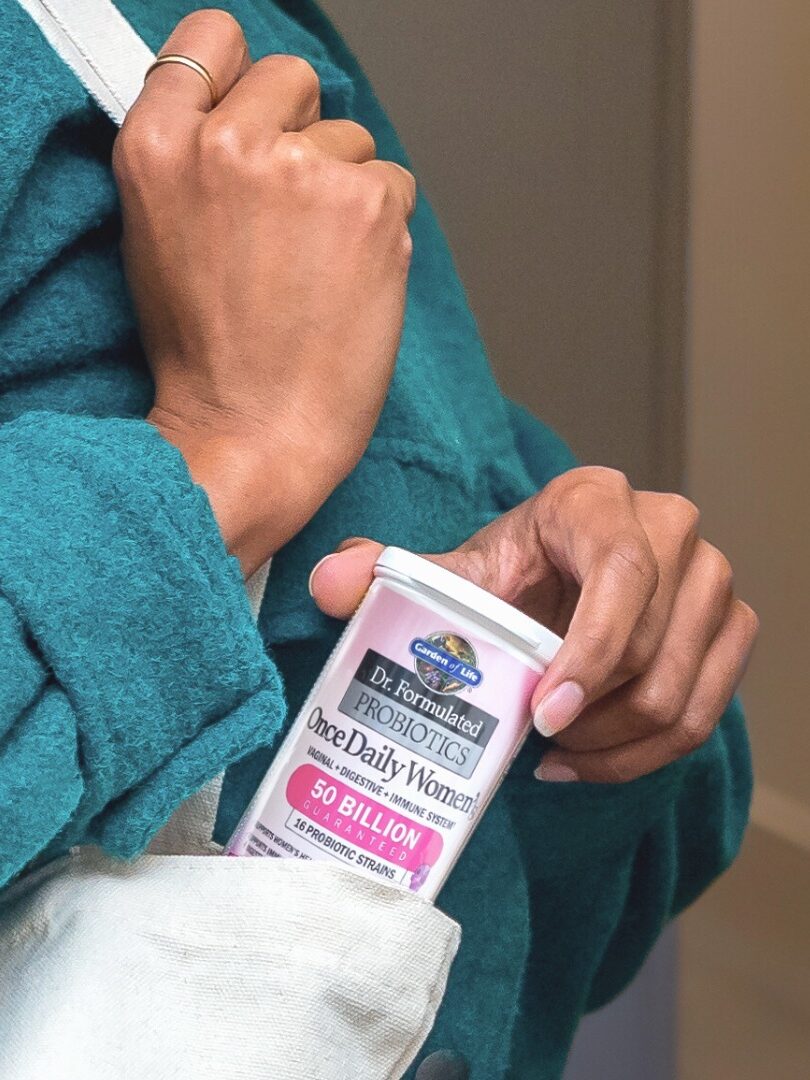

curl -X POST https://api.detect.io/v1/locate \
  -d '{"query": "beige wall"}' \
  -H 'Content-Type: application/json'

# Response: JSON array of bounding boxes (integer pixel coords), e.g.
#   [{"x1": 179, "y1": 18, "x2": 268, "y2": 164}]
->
[
  {"x1": 322, "y1": 0, "x2": 685, "y2": 490},
  {"x1": 321, "y1": 2, "x2": 809, "y2": 1075},
  {"x1": 688, "y1": 0, "x2": 810, "y2": 807},
  {"x1": 682, "y1": 1, "x2": 810, "y2": 1076}
]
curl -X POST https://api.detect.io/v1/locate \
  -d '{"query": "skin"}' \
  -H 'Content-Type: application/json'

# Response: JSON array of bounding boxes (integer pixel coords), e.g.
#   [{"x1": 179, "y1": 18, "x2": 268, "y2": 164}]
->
[
  {"x1": 115, "y1": 12, "x2": 758, "y2": 784},
  {"x1": 114, "y1": 10, "x2": 415, "y2": 576},
  {"x1": 308, "y1": 472, "x2": 759, "y2": 783}
]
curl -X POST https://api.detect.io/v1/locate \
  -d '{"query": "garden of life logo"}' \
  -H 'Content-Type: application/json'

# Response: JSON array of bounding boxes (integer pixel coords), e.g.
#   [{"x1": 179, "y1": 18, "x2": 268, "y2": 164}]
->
[{"x1": 409, "y1": 632, "x2": 483, "y2": 695}]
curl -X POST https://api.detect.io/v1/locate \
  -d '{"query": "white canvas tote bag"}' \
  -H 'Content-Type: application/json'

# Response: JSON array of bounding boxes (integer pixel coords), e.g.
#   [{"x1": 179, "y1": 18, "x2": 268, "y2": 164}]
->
[{"x1": 2, "y1": 5, "x2": 461, "y2": 1077}]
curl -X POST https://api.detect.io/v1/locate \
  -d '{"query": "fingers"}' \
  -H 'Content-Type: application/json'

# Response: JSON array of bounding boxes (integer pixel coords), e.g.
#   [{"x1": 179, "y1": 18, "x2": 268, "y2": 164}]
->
[
  {"x1": 361, "y1": 160, "x2": 418, "y2": 219},
  {"x1": 307, "y1": 477, "x2": 756, "y2": 789},
  {"x1": 138, "y1": 9, "x2": 249, "y2": 116},
  {"x1": 301, "y1": 120, "x2": 376, "y2": 163},
  {"x1": 536, "y1": 598, "x2": 759, "y2": 783},
  {"x1": 210, "y1": 53, "x2": 321, "y2": 133},
  {"x1": 554, "y1": 539, "x2": 734, "y2": 752},
  {"x1": 529, "y1": 471, "x2": 661, "y2": 737},
  {"x1": 680, "y1": 600, "x2": 758, "y2": 742},
  {"x1": 307, "y1": 512, "x2": 543, "y2": 624},
  {"x1": 308, "y1": 539, "x2": 383, "y2": 616},
  {"x1": 308, "y1": 536, "x2": 469, "y2": 618},
  {"x1": 133, "y1": 15, "x2": 399, "y2": 214}
]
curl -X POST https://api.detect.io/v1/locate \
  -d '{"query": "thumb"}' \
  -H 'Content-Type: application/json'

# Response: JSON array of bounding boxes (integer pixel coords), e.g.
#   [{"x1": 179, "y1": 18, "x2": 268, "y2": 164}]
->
[
  {"x1": 308, "y1": 538, "x2": 384, "y2": 617},
  {"x1": 308, "y1": 538, "x2": 486, "y2": 619}
]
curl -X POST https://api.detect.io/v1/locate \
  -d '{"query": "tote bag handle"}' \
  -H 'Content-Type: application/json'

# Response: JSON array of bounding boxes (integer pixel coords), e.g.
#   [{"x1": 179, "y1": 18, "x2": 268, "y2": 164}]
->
[{"x1": 15, "y1": 0, "x2": 155, "y2": 123}]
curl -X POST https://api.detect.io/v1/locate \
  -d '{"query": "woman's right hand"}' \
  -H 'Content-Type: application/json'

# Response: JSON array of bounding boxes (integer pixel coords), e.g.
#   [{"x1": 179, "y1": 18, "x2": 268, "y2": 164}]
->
[{"x1": 113, "y1": 10, "x2": 416, "y2": 576}]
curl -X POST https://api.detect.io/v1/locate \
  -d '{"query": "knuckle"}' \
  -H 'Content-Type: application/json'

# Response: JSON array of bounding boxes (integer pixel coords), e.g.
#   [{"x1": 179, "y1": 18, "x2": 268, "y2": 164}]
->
[
  {"x1": 267, "y1": 132, "x2": 323, "y2": 193},
  {"x1": 392, "y1": 161, "x2": 416, "y2": 196},
  {"x1": 555, "y1": 466, "x2": 630, "y2": 504},
  {"x1": 448, "y1": 543, "x2": 501, "y2": 597},
  {"x1": 538, "y1": 471, "x2": 569, "y2": 503},
  {"x1": 628, "y1": 681, "x2": 684, "y2": 730},
  {"x1": 343, "y1": 120, "x2": 376, "y2": 158},
  {"x1": 397, "y1": 228, "x2": 414, "y2": 264},
  {"x1": 659, "y1": 492, "x2": 701, "y2": 539},
  {"x1": 273, "y1": 130, "x2": 324, "y2": 185},
  {"x1": 272, "y1": 53, "x2": 320, "y2": 98},
  {"x1": 541, "y1": 468, "x2": 595, "y2": 508},
  {"x1": 672, "y1": 493, "x2": 701, "y2": 534},
  {"x1": 601, "y1": 466, "x2": 632, "y2": 490},
  {"x1": 583, "y1": 466, "x2": 631, "y2": 493},
  {"x1": 675, "y1": 717, "x2": 711, "y2": 755},
  {"x1": 182, "y1": 8, "x2": 246, "y2": 53},
  {"x1": 351, "y1": 173, "x2": 389, "y2": 224},
  {"x1": 113, "y1": 115, "x2": 175, "y2": 181},
  {"x1": 606, "y1": 535, "x2": 659, "y2": 597},
  {"x1": 272, "y1": 130, "x2": 315, "y2": 171},
  {"x1": 621, "y1": 632, "x2": 660, "y2": 677},
  {"x1": 550, "y1": 473, "x2": 602, "y2": 522},
  {"x1": 544, "y1": 467, "x2": 632, "y2": 525},
  {"x1": 736, "y1": 600, "x2": 760, "y2": 642},
  {"x1": 702, "y1": 543, "x2": 735, "y2": 601},
  {"x1": 199, "y1": 116, "x2": 250, "y2": 168}
]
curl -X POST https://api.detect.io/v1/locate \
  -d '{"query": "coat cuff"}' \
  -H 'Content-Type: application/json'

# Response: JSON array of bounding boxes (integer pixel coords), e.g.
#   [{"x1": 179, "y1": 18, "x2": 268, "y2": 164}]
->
[{"x1": 0, "y1": 412, "x2": 284, "y2": 864}]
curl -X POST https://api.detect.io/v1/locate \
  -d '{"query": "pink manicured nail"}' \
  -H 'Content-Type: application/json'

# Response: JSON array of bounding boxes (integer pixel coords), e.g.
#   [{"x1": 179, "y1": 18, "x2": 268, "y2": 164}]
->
[
  {"x1": 307, "y1": 553, "x2": 339, "y2": 596},
  {"x1": 533, "y1": 680, "x2": 585, "y2": 737},
  {"x1": 534, "y1": 761, "x2": 578, "y2": 782}
]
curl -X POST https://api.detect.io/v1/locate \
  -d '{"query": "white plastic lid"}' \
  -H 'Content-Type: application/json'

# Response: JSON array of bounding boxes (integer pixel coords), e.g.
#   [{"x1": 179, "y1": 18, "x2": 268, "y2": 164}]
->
[{"x1": 373, "y1": 546, "x2": 563, "y2": 666}]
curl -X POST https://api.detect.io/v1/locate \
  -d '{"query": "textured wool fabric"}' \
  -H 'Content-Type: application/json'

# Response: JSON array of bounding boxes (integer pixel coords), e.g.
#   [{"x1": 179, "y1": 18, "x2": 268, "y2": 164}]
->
[
  {"x1": 0, "y1": 852, "x2": 460, "y2": 1079},
  {"x1": 0, "y1": 411, "x2": 285, "y2": 887},
  {"x1": 0, "y1": 1, "x2": 752, "y2": 1077}
]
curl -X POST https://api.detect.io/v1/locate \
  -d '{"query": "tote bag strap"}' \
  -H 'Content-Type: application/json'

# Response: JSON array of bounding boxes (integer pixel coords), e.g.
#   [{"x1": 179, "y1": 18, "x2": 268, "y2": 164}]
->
[
  {"x1": 15, "y1": 0, "x2": 155, "y2": 123},
  {"x1": 15, "y1": 0, "x2": 272, "y2": 849}
]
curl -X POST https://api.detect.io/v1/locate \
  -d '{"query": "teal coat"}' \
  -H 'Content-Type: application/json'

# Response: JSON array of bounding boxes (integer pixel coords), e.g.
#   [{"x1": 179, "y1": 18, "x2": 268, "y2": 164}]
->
[{"x1": 0, "y1": 2, "x2": 751, "y2": 1076}]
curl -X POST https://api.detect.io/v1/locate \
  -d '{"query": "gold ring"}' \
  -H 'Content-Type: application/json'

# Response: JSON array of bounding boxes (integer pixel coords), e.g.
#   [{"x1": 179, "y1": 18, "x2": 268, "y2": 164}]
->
[{"x1": 144, "y1": 54, "x2": 218, "y2": 106}]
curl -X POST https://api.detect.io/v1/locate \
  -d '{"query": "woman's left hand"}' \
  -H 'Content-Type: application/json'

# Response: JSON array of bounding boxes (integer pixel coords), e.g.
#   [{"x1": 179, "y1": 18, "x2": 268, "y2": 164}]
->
[{"x1": 308, "y1": 466, "x2": 759, "y2": 783}]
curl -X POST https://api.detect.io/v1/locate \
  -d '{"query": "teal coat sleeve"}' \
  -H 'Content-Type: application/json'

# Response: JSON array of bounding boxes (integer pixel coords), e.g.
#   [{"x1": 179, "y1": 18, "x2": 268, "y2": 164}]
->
[
  {"x1": 500, "y1": 400, "x2": 752, "y2": 1074},
  {"x1": 0, "y1": 411, "x2": 285, "y2": 889}
]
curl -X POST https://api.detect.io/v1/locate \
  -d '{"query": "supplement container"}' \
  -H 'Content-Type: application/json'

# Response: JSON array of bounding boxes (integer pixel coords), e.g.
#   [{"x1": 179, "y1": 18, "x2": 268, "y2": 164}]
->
[{"x1": 226, "y1": 547, "x2": 562, "y2": 900}]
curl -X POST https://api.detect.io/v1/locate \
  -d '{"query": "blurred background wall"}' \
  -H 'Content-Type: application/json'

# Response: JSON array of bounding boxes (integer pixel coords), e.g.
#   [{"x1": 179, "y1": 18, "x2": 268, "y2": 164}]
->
[
  {"x1": 321, "y1": 1, "x2": 809, "y2": 1077},
  {"x1": 682, "y1": 2, "x2": 810, "y2": 1077},
  {"x1": 321, "y1": 0, "x2": 687, "y2": 492}
]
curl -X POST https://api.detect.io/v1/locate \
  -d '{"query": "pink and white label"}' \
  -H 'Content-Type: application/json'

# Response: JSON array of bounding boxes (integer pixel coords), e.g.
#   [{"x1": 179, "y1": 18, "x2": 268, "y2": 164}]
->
[
  {"x1": 227, "y1": 575, "x2": 545, "y2": 899},
  {"x1": 286, "y1": 764, "x2": 443, "y2": 871}
]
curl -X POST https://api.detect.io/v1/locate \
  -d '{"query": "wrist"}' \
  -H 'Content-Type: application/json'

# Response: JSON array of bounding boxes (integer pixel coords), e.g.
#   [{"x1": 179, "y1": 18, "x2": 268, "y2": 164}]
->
[{"x1": 148, "y1": 406, "x2": 278, "y2": 577}]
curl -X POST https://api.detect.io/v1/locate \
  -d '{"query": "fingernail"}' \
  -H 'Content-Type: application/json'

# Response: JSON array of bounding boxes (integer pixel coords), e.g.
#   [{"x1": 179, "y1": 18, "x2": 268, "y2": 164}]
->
[
  {"x1": 534, "y1": 761, "x2": 578, "y2": 782},
  {"x1": 533, "y1": 680, "x2": 585, "y2": 737},
  {"x1": 307, "y1": 553, "x2": 339, "y2": 596},
  {"x1": 337, "y1": 536, "x2": 371, "y2": 552}
]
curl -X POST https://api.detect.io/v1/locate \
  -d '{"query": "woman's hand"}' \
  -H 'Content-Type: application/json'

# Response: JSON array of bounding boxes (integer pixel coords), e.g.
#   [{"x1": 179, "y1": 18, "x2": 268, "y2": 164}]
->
[
  {"x1": 308, "y1": 467, "x2": 759, "y2": 782},
  {"x1": 113, "y1": 11, "x2": 416, "y2": 575}
]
